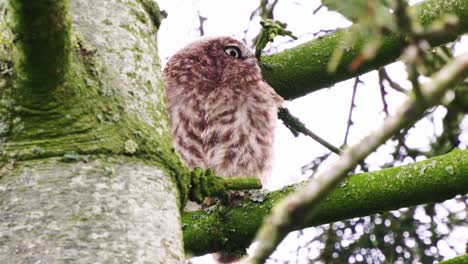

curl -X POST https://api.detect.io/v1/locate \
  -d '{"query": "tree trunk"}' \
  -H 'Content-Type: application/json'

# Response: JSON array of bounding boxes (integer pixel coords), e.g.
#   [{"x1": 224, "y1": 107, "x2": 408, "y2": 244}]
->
[
  {"x1": 0, "y1": 159, "x2": 183, "y2": 263},
  {"x1": 0, "y1": 0, "x2": 185, "y2": 263}
]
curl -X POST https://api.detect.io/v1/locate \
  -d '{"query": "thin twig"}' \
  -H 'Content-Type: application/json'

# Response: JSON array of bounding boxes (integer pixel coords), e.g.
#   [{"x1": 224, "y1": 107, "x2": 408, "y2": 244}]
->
[
  {"x1": 197, "y1": 12, "x2": 207, "y2": 36},
  {"x1": 343, "y1": 77, "x2": 361, "y2": 146},
  {"x1": 246, "y1": 52, "x2": 468, "y2": 264},
  {"x1": 262, "y1": 0, "x2": 279, "y2": 19},
  {"x1": 378, "y1": 69, "x2": 390, "y2": 116},
  {"x1": 278, "y1": 108, "x2": 342, "y2": 155},
  {"x1": 313, "y1": 4, "x2": 324, "y2": 14},
  {"x1": 302, "y1": 152, "x2": 332, "y2": 176},
  {"x1": 379, "y1": 68, "x2": 407, "y2": 93},
  {"x1": 312, "y1": 29, "x2": 338, "y2": 37}
]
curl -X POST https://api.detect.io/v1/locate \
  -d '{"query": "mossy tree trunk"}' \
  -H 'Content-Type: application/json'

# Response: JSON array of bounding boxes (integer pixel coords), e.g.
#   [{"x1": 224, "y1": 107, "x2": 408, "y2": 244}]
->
[{"x1": 0, "y1": 0, "x2": 186, "y2": 263}]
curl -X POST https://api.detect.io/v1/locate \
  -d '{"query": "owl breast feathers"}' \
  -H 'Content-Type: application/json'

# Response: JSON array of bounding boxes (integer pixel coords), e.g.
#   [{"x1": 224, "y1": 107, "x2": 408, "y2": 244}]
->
[{"x1": 163, "y1": 36, "x2": 283, "y2": 184}]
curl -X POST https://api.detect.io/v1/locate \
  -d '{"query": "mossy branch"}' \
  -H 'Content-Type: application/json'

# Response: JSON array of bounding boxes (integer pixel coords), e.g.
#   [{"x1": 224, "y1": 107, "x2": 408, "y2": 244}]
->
[
  {"x1": 182, "y1": 148, "x2": 468, "y2": 256},
  {"x1": 438, "y1": 254, "x2": 468, "y2": 264},
  {"x1": 188, "y1": 168, "x2": 262, "y2": 204},
  {"x1": 224, "y1": 177, "x2": 262, "y2": 191},
  {"x1": 8, "y1": 0, "x2": 71, "y2": 89},
  {"x1": 263, "y1": 0, "x2": 468, "y2": 100},
  {"x1": 254, "y1": 19, "x2": 297, "y2": 60},
  {"x1": 247, "y1": 52, "x2": 468, "y2": 263}
]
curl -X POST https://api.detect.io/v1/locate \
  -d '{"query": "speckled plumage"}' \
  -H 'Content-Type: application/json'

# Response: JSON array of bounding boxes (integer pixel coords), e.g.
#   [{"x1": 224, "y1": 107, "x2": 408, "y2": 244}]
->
[{"x1": 163, "y1": 36, "x2": 283, "y2": 185}]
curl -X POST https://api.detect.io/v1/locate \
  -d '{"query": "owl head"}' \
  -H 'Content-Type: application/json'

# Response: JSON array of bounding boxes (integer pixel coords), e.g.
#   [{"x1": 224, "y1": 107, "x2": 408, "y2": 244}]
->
[{"x1": 163, "y1": 36, "x2": 262, "y2": 92}]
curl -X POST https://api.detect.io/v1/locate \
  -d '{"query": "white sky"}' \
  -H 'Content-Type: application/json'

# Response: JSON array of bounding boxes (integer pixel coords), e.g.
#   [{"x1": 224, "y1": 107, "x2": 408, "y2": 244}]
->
[{"x1": 156, "y1": 0, "x2": 468, "y2": 262}]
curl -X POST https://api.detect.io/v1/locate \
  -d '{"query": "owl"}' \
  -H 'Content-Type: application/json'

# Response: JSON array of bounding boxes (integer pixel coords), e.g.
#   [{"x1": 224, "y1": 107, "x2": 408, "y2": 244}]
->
[{"x1": 163, "y1": 36, "x2": 283, "y2": 185}]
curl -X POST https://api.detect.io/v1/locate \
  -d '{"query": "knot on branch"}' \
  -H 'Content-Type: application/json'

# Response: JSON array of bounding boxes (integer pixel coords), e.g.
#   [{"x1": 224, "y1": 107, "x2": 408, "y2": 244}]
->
[
  {"x1": 278, "y1": 107, "x2": 303, "y2": 137},
  {"x1": 188, "y1": 168, "x2": 262, "y2": 204},
  {"x1": 255, "y1": 19, "x2": 297, "y2": 59}
]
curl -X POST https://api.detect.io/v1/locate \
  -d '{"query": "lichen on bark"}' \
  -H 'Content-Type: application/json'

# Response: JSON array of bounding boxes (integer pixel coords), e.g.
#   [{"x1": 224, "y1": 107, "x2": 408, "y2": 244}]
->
[{"x1": 0, "y1": 157, "x2": 184, "y2": 263}]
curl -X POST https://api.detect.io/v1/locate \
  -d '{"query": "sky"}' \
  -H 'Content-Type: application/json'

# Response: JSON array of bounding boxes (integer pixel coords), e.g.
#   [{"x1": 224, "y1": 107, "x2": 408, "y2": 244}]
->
[{"x1": 155, "y1": 0, "x2": 468, "y2": 262}]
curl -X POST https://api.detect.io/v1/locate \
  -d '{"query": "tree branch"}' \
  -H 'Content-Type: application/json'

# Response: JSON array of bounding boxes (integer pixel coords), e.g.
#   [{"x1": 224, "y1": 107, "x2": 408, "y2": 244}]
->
[
  {"x1": 262, "y1": 0, "x2": 468, "y2": 100},
  {"x1": 439, "y1": 254, "x2": 468, "y2": 264},
  {"x1": 182, "y1": 148, "x2": 468, "y2": 256},
  {"x1": 278, "y1": 107, "x2": 342, "y2": 155},
  {"x1": 247, "y1": 52, "x2": 468, "y2": 263}
]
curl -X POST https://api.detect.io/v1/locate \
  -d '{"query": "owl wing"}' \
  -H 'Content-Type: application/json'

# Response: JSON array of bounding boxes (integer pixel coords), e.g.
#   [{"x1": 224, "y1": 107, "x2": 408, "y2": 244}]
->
[
  {"x1": 165, "y1": 82, "x2": 206, "y2": 169},
  {"x1": 202, "y1": 81, "x2": 282, "y2": 183}
]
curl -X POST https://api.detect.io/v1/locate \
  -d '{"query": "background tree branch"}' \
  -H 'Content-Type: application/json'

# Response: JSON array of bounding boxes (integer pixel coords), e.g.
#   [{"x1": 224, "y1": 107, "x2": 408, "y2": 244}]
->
[
  {"x1": 439, "y1": 254, "x2": 468, "y2": 264},
  {"x1": 262, "y1": 0, "x2": 467, "y2": 100}
]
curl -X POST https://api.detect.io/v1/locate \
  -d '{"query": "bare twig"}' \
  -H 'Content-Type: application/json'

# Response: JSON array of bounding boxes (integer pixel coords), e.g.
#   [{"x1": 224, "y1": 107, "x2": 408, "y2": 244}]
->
[
  {"x1": 343, "y1": 77, "x2": 362, "y2": 146},
  {"x1": 250, "y1": 0, "x2": 279, "y2": 20},
  {"x1": 245, "y1": 52, "x2": 468, "y2": 264},
  {"x1": 312, "y1": 29, "x2": 338, "y2": 37},
  {"x1": 407, "y1": 62, "x2": 425, "y2": 102},
  {"x1": 378, "y1": 69, "x2": 390, "y2": 116},
  {"x1": 379, "y1": 68, "x2": 407, "y2": 93},
  {"x1": 262, "y1": 0, "x2": 279, "y2": 19},
  {"x1": 313, "y1": 4, "x2": 324, "y2": 14},
  {"x1": 278, "y1": 108, "x2": 342, "y2": 155},
  {"x1": 301, "y1": 152, "x2": 331, "y2": 176},
  {"x1": 197, "y1": 12, "x2": 207, "y2": 36}
]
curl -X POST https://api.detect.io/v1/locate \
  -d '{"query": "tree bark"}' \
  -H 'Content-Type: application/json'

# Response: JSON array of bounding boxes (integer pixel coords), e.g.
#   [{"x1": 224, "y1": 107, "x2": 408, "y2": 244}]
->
[
  {"x1": 0, "y1": 0, "x2": 185, "y2": 262},
  {"x1": 0, "y1": 158, "x2": 183, "y2": 263}
]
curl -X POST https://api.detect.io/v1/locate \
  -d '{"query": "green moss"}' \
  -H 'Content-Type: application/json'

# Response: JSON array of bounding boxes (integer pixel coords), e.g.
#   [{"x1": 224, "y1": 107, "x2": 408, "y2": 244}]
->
[
  {"x1": 131, "y1": 9, "x2": 148, "y2": 25},
  {"x1": 137, "y1": 0, "x2": 164, "y2": 28},
  {"x1": 416, "y1": 0, "x2": 468, "y2": 28},
  {"x1": 1, "y1": 1, "x2": 192, "y2": 211},
  {"x1": 0, "y1": 9, "x2": 15, "y2": 144},
  {"x1": 8, "y1": 0, "x2": 72, "y2": 92},
  {"x1": 262, "y1": 0, "x2": 468, "y2": 100},
  {"x1": 438, "y1": 254, "x2": 468, "y2": 264},
  {"x1": 1, "y1": 31, "x2": 188, "y2": 194},
  {"x1": 261, "y1": 26, "x2": 404, "y2": 100},
  {"x1": 182, "y1": 188, "x2": 284, "y2": 255},
  {"x1": 135, "y1": 53, "x2": 142, "y2": 62},
  {"x1": 126, "y1": 72, "x2": 137, "y2": 79},
  {"x1": 119, "y1": 23, "x2": 135, "y2": 34},
  {"x1": 135, "y1": 43, "x2": 143, "y2": 53},
  {"x1": 102, "y1": 19, "x2": 112, "y2": 26}
]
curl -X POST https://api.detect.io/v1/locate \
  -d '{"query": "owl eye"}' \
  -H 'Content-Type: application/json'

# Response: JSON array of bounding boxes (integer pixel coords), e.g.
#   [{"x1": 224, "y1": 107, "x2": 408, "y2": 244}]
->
[{"x1": 224, "y1": 46, "x2": 241, "y2": 58}]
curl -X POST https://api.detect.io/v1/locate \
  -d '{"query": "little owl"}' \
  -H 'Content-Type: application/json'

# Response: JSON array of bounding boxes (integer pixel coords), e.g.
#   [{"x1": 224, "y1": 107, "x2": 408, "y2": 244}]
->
[{"x1": 163, "y1": 36, "x2": 283, "y2": 186}]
